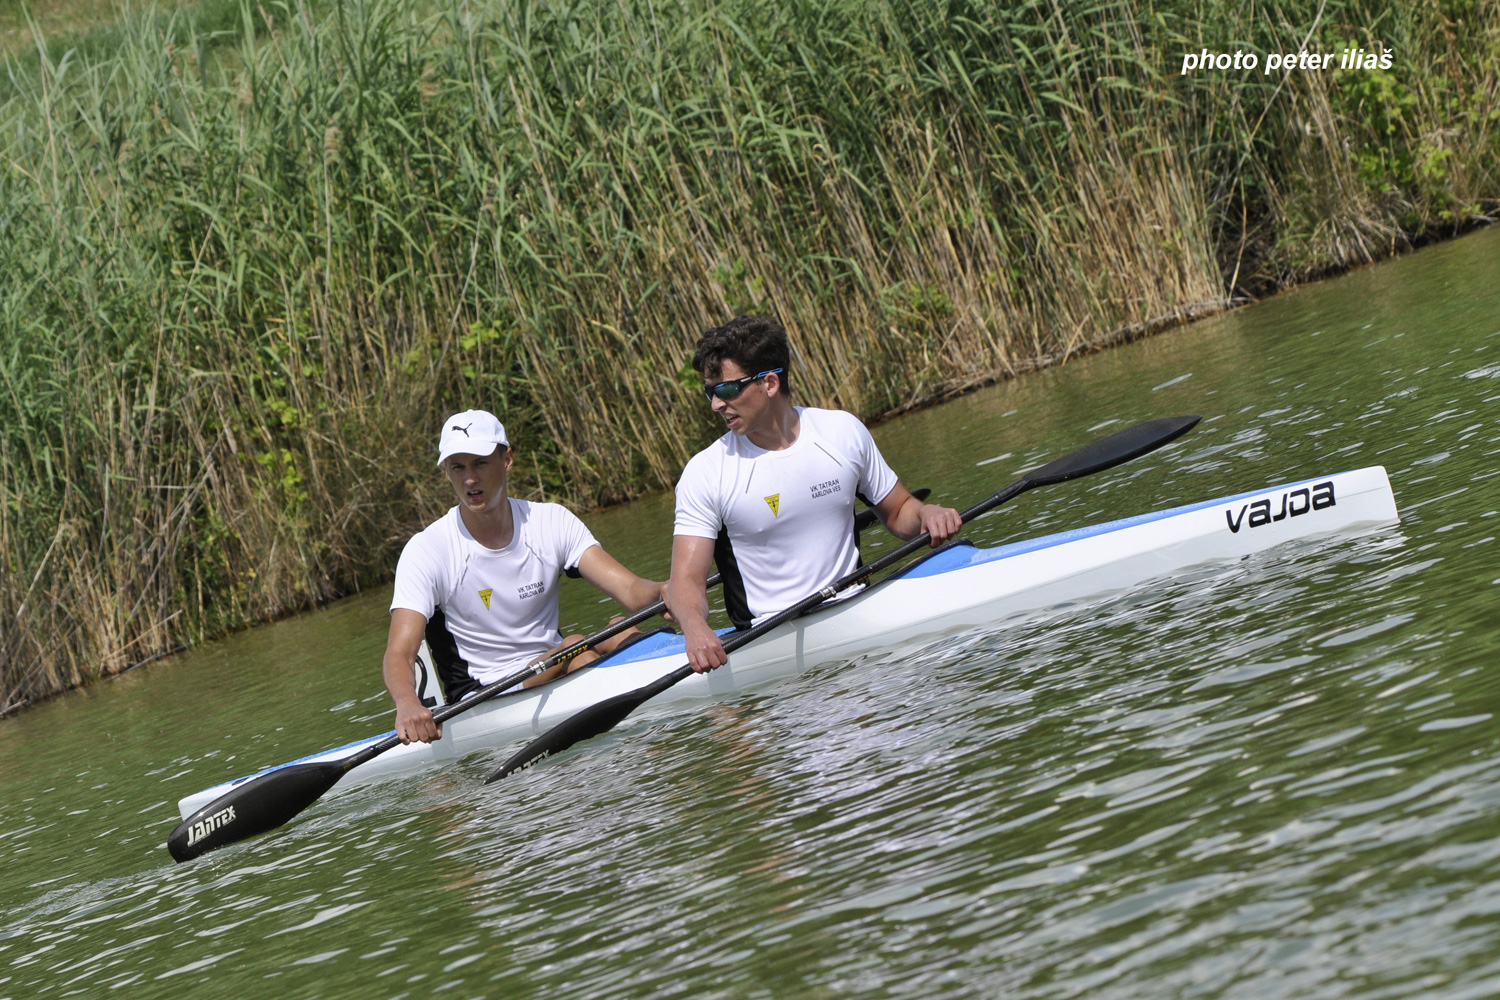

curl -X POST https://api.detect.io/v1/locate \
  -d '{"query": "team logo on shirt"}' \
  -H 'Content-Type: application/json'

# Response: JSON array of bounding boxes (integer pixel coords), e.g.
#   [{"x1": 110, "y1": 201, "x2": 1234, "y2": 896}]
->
[
  {"x1": 478, "y1": 588, "x2": 493, "y2": 609},
  {"x1": 764, "y1": 494, "x2": 780, "y2": 516}
]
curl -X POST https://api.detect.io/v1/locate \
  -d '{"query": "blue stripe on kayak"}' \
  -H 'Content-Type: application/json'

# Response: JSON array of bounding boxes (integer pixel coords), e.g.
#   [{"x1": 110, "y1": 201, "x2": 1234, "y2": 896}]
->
[
  {"x1": 590, "y1": 627, "x2": 691, "y2": 666},
  {"x1": 897, "y1": 470, "x2": 1364, "y2": 580},
  {"x1": 210, "y1": 733, "x2": 391, "y2": 789}
]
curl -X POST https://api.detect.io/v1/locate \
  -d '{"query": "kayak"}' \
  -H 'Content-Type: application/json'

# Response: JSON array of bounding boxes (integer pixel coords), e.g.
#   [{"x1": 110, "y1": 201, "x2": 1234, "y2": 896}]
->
[{"x1": 176, "y1": 465, "x2": 1399, "y2": 820}]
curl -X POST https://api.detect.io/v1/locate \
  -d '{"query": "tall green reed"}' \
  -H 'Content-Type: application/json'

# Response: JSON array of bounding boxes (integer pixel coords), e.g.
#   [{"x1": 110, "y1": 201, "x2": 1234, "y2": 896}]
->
[{"x1": 0, "y1": 0, "x2": 1495, "y2": 709}]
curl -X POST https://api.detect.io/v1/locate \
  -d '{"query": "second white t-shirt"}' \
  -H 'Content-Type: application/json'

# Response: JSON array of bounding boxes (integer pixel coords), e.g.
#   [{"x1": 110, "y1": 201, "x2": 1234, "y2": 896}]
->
[{"x1": 674, "y1": 407, "x2": 899, "y2": 626}]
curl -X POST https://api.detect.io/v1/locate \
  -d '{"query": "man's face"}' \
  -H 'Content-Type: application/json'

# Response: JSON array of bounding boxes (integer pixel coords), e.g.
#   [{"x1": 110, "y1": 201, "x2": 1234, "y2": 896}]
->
[
  {"x1": 443, "y1": 447, "x2": 514, "y2": 513},
  {"x1": 705, "y1": 359, "x2": 778, "y2": 436}
]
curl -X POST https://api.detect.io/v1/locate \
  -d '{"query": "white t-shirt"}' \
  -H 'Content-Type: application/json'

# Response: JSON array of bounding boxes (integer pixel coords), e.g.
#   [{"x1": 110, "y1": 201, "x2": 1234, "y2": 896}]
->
[
  {"x1": 390, "y1": 500, "x2": 598, "y2": 684},
  {"x1": 674, "y1": 407, "x2": 899, "y2": 625}
]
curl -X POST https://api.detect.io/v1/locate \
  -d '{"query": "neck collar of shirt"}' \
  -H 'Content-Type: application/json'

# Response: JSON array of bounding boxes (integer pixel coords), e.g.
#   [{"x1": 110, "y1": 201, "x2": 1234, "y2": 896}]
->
[{"x1": 455, "y1": 499, "x2": 520, "y2": 553}]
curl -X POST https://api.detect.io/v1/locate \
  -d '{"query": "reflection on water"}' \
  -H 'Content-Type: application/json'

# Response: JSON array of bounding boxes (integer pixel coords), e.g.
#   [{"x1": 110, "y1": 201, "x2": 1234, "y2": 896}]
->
[{"x1": 0, "y1": 228, "x2": 1498, "y2": 998}]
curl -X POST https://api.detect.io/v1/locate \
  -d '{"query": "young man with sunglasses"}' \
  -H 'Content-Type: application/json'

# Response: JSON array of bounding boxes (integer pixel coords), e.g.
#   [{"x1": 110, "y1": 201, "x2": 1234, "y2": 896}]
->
[
  {"x1": 667, "y1": 315, "x2": 962, "y2": 673},
  {"x1": 382, "y1": 409, "x2": 665, "y2": 745}
]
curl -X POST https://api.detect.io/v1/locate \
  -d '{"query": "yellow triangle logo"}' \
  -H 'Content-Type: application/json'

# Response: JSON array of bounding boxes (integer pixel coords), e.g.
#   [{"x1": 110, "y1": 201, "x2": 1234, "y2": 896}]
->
[
  {"x1": 478, "y1": 588, "x2": 493, "y2": 610},
  {"x1": 764, "y1": 494, "x2": 780, "y2": 516}
]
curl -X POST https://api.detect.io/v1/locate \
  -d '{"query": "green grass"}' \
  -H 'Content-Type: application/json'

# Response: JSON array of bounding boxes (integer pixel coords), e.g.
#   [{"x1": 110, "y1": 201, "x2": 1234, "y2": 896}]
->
[
  {"x1": 0, "y1": 0, "x2": 250, "y2": 84},
  {"x1": 1, "y1": 0, "x2": 1496, "y2": 710}
]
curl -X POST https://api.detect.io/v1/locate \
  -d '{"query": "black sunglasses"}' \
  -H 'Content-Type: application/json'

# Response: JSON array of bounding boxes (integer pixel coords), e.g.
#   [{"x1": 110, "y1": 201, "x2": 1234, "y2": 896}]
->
[{"x1": 701, "y1": 368, "x2": 784, "y2": 402}]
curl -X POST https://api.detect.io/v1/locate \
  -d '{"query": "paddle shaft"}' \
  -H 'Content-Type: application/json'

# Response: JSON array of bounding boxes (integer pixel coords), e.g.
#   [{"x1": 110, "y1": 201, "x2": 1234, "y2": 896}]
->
[{"x1": 486, "y1": 416, "x2": 1201, "y2": 780}]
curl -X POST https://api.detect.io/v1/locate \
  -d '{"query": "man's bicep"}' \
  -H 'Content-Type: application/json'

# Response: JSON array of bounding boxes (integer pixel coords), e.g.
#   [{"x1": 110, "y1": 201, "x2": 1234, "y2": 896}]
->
[
  {"x1": 873, "y1": 482, "x2": 917, "y2": 535},
  {"x1": 670, "y1": 533, "x2": 717, "y2": 581},
  {"x1": 386, "y1": 608, "x2": 428, "y2": 658}
]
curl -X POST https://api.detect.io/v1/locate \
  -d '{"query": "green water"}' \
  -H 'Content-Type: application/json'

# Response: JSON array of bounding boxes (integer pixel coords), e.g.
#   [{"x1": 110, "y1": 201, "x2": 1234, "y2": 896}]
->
[{"x1": 2, "y1": 227, "x2": 1498, "y2": 998}]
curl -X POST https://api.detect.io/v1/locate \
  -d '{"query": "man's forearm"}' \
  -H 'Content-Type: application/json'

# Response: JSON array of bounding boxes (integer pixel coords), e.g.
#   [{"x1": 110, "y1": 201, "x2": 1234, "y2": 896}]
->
[
  {"x1": 627, "y1": 576, "x2": 666, "y2": 613},
  {"x1": 382, "y1": 653, "x2": 421, "y2": 709},
  {"x1": 667, "y1": 579, "x2": 712, "y2": 631}
]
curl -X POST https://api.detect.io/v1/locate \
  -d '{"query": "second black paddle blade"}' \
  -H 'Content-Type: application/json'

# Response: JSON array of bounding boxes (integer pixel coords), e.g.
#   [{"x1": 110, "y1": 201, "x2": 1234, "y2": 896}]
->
[
  {"x1": 486, "y1": 698, "x2": 638, "y2": 782},
  {"x1": 1026, "y1": 415, "x2": 1201, "y2": 486},
  {"x1": 167, "y1": 760, "x2": 346, "y2": 862},
  {"x1": 487, "y1": 666, "x2": 693, "y2": 782}
]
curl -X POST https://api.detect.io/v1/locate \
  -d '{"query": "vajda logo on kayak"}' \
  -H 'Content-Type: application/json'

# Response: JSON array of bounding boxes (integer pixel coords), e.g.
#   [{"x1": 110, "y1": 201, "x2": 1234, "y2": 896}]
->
[{"x1": 1225, "y1": 481, "x2": 1335, "y2": 533}]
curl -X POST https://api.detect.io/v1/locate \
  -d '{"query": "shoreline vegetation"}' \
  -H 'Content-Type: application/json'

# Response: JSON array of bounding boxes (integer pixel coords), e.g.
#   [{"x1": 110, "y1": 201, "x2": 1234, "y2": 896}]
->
[{"x1": 1, "y1": 0, "x2": 1496, "y2": 715}]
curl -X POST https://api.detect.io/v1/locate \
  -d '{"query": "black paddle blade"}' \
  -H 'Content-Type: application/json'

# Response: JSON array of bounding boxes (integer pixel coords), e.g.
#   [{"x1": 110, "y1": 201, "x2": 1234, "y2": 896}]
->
[
  {"x1": 487, "y1": 666, "x2": 693, "y2": 782},
  {"x1": 166, "y1": 760, "x2": 347, "y2": 862},
  {"x1": 486, "y1": 700, "x2": 635, "y2": 782},
  {"x1": 1025, "y1": 415, "x2": 1200, "y2": 487}
]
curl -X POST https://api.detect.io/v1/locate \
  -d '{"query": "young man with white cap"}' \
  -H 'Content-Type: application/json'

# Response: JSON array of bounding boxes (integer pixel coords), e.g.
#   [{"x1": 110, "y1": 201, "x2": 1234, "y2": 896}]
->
[
  {"x1": 666, "y1": 315, "x2": 962, "y2": 674},
  {"x1": 382, "y1": 409, "x2": 664, "y2": 745}
]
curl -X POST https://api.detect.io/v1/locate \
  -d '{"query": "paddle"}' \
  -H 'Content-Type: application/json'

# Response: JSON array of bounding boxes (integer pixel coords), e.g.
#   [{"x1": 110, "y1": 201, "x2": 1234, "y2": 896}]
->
[
  {"x1": 485, "y1": 415, "x2": 1201, "y2": 782},
  {"x1": 165, "y1": 501, "x2": 907, "y2": 861}
]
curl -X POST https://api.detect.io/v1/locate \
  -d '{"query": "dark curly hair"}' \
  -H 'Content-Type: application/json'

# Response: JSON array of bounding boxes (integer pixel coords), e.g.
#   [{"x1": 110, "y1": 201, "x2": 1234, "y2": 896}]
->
[{"x1": 691, "y1": 315, "x2": 792, "y2": 397}]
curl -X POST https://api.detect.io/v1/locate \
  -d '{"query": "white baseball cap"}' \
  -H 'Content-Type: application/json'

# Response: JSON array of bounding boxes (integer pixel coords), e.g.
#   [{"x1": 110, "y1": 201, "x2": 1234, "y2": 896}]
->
[{"x1": 436, "y1": 409, "x2": 509, "y2": 466}]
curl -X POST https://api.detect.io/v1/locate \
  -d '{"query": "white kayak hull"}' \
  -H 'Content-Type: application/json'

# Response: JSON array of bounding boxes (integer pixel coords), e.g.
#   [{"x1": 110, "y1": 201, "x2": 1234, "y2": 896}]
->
[{"x1": 177, "y1": 466, "x2": 1399, "y2": 819}]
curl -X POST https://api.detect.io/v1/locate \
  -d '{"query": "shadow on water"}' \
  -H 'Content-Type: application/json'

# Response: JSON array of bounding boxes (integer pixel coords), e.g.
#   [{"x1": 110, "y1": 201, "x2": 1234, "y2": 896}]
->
[{"x1": 0, "y1": 227, "x2": 1498, "y2": 998}]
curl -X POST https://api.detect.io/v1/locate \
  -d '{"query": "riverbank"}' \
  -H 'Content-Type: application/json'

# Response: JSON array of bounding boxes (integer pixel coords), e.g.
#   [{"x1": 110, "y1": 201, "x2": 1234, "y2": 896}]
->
[{"x1": 2, "y1": 0, "x2": 1496, "y2": 714}]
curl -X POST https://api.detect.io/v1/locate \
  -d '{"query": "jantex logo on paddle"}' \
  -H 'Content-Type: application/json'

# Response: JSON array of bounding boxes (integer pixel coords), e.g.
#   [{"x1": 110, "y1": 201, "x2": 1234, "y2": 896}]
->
[
  {"x1": 185, "y1": 805, "x2": 237, "y2": 847},
  {"x1": 1225, "y1": 481, "x2": 1335, "y2": 532}
]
